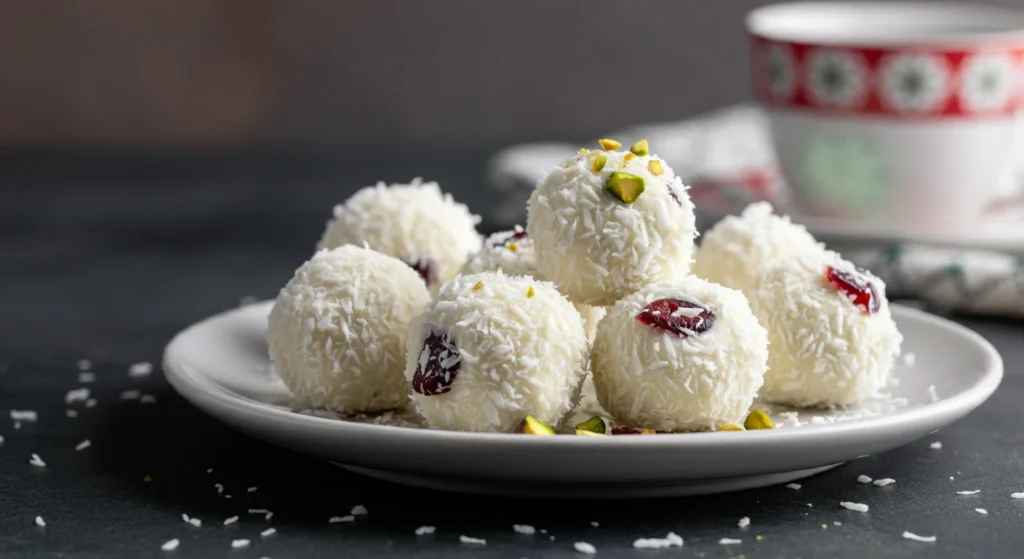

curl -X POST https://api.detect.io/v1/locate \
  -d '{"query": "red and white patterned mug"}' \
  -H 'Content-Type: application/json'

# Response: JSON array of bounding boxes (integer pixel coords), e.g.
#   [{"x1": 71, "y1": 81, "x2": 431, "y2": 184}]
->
[{"x1": 747, "y1": 2, "x2": 1024, "y2": 228}]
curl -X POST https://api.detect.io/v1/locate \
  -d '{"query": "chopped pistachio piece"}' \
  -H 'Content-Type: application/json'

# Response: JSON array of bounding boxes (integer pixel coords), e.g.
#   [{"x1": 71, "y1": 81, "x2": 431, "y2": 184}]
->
[
  {"x1": 516, "y1": 414, "x2": 555, "y2": 435},
  {"x1": 506, "y1": 242, "x2": 518, "y2": 252},
  {"x1": 719, "y1": 423, "x2": 745, "y2": 431},
  {"x1": 598, "y1": 138, "x2": 622, "y2": 150},
  {"x1": 629, "y1": 139, "x2": 650, "y2": 156},
  {"x1": 578, "y1": 147, "x2": 588, "y2": 154},
  {"x1": 592, "y1": 154, "x2": 608, "y2": 173},
  {"x1": 744, "y1": 409, "x2": 775, "y2": 430},
  {"x1": 526, "y1": 286, "x2": 536, "y2": 298},
  {"x1": 640, "y1": 428, "x2": 656, "y2": 435},
  {"x1": 471, "y1": 280, "x2": 484, "y2": 292},
  {"x1": 623, "y1": 152, "x2": 636, "y2": 163},
  {"x1": 574, "y1": 416, "x2": 607, "y2": 435},
  {"x1": 648, "y1": 159, "x2": 664, "y2": 176},
  {"x1": 606, "y1": 172, "x2": 646, "y2": 204}
]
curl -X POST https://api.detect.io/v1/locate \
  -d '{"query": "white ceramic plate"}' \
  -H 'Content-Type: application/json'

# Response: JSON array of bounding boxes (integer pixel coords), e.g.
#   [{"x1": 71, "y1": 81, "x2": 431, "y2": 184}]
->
[{"x1": 163, "y1": 301, "x2": 1002, "y2": 498}]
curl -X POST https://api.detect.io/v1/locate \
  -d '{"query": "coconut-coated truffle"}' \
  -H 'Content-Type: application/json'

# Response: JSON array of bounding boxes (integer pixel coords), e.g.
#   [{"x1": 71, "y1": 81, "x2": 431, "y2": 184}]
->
[
  {"x1": 693, "y1": 202, "x2": 822, "y2": 294},
  {"x1": 527, "y1": 141, "x2": 698, "y2": 307},
  {"x1": 405, "y1": 271, "x2": 589, "y2": 433},
  {"x1": 266, "y1": 245, "x2": 431, "y2": 413},
  {"x1": 318, "y1": 178, "x2": 483, "y2": 291},
  {"x1": 748, "y1": 251, "x2": 903, "y2": 407},
  {"x1": 592, "y1": 276, "x2": 768, "y2": 431}
]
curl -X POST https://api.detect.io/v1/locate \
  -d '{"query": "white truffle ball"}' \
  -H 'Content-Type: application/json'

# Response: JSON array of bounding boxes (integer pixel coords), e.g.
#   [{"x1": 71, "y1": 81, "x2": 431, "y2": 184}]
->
[
  {"x1": 693, "y1": 202, "x2": 822, "y2": 294},
  {"x1": 749, "y1": 251, "x2": 903, "y2": 407},
  {"x1": 405, "y1": 272, "x2": 589, "y2": 433},
  {"x1": 266, "y1": 245, "x2": 431, "y2": 413},
  {"x1": 318, "y1": 178, "x2": 483, "y2": 291},
  {"x1": 527, "y1": 146, "x2": 698, "y2": 306},
  {"x1": 460, "y1": 227, "x2": 606, "y2": 342},
  {"x1": 592, "y1": 276, "x2": 768, "y2": 431}
]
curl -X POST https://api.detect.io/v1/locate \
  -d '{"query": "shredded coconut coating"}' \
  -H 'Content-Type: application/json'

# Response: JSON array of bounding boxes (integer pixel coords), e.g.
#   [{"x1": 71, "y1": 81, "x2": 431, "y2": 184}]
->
[
  {"x1": 267, "y1": 245, "x2": 431, "y2": 413},
  {"x1": 406, "y1": 272, "x2": 590, "y2": 432},
  {"x1": 749, "y1": 251, "x2": 903, "y2": 407},
  {"x1": 693, "y1": 202, "x2": 823, "y2": 294},
  {"x1": 527, "y1": 149, "x2": 697, "y2": 306},
  {"x1": 318, "y1": 179, "x2": 483, "y2": 291},
  {"x1": 460, "y1": 228, "x2": 605, "y2": 342},
  {"x1": 592, "y1": 276, "x2": 768, "y2": 431}
]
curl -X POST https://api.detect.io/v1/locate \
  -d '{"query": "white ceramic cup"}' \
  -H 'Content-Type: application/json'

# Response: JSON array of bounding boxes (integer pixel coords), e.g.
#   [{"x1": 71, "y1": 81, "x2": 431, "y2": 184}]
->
[{"x1": 747, "y1": 2, "x2": 1024, "y2": 229}]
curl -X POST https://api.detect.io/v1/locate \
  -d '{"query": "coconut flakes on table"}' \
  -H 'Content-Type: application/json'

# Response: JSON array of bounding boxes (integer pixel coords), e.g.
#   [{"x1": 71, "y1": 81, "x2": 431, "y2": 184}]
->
[
  {"x1": 224, "y1": 516, "x2": 239, "y2": 525},
  {"x1": 77, "y1": 359, "x2": 92, "y2": 370},
  {"x1": 247, "y1": 486, "x2": 258, "y2": 493},
  {"x1": 840, "y1": 502, "x2": 869, "y2": 512},
  {"x1": 975, "y1": 508, "x2": 988, "y2": 515},
  {"x1": 590, "y1": 521, "x2": 600, "y2": 527},
  {"x1": 10, "y1": 410, "x2": 38, "y2": 422},
  {"x1": 351, "y1": 505, "x2": 368, "y2": 515},
  {"x1": 574, "y1": 541, "x2": 597, "y2": 554},
  {"x1": 632, "y1": 532, "x2": 683, "y2": 549},
  {"x1": 160, "y1": 538, "x2": 179, "y2": 551},
  {"x1": 1012, "y1": 492, "x2": 1024, "y2": 499},
  {"x1": 328, "y1": 516, "x2": 354, "y2": 524},
  {"x1": 873, "y1": 478, "x2": 896, "y2": 487},
  {"x1": 29, "y1": 453, "x2": 46, "y2": 467},
  {"x1": 181, "y1": 514, "x2": 201, "y2": 527},
  {"x1": 77, "y1": 372, "x2": 96, "y2": 383},
  {"x1": 261, "y1": 527, "x2": 277, "y2": 537},
  {"x1": 231, "y1": 539, "x2": 250, "y2": 549},
  {"x1": 34, "y1": 516, "x2": 45, "y2": 527},
  {"x1": 902, "y1": 531, "x2": 936, "y2": 543},
  {"x1": 65, "y1": 388, "x2": 90, "y2": 404},
  {"x1": 786, "y1": 483, "x2": 802, "y2": 490},
  {"x1": 459, "y1": 535, "x2": 486, "y2": 545},
  {"x1": 719, "y1": 538, "x2": 742, "y2": 545},
  {"x1": 415, "y1": 526, "x2": 436, "y2": 535},
  {"x1": 66, "y1": 409, "x2": 78, "y2": 418},
  {"x1": 129, "y1": 362, "x2": 153, "y2": 377},
  {"x1": 140, "y1": 395, "x2": 157, "y2": 404},
  {"x1": 74, "y1": 440, "x2": 91, "y2": 451},
  {"x1": 930, "y1": 441, "x2": 942, "y2": 449},
  {"x1": 85, "y1": 399, "x2": 97, "y2": 408},
  {"x1": 512, "y1": 524, "x2": 536, "y2": 535},
  {"x1": 120, "y1": 390, "x2": 141, "y2": 400},
  {"x1": 857, "y1": 475, "x2": 873, "y2": 484},
  {"x1": 957, "y1": 490, "x2": 981, "y2": 495},
  {"x1": 738, "y1": 517, "x2": 750, "y2": 528}
]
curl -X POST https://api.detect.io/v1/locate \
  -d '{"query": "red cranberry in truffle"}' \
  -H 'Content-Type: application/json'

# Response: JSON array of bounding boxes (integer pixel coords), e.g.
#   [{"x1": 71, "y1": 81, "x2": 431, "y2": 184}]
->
[
  {"x1": 411, "y1": 332, "x2": 460, "y2": 396},
  {"x1": 825, "y1": 266, "x2": 879, "y2": 314},
  {"x1": 635, "y1": 299, "x2": 716, "y2": 338}
]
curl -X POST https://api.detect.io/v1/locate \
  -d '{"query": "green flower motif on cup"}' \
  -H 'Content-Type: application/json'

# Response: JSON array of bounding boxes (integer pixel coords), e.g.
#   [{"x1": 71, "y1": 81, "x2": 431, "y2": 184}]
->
[
  {"x1": 800, "y1": 137, "x2": 887, "y2": 215},
  {"x1": 879, "y1": 54, "x2": 949, "y2": 112}
]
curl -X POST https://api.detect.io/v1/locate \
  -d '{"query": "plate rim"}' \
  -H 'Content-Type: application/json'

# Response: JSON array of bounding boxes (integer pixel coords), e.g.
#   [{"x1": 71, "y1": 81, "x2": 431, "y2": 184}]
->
[{"x1": 163, "y1": 301, "x2": 1004, "y2": 450}]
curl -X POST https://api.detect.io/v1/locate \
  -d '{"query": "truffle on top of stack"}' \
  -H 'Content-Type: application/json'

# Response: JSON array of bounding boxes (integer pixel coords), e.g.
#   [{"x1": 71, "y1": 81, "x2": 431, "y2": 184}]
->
[
  {"x1": 460, "y1": 226, "x2": 606, "y2": 341},
  {"x1": 527, "y1": 139, "x2": 698, "y2": 307},
  {"x1": 406, "y1": 272, "x2": 590, "y2": 433},
  {"x1": 748, "y1": 250, "x2": 903, "y2": 407},
  {"x1": 693, "y1": 201, "x2": 822, "y2": 294},
  {"x1": 319, "y1": 178, "x2": 483, "y2": 291},
  {"x1": 592, "y1": 276, "x2": 768, "y2": 432},
  {"x1": 266, "y1": 245, "x2": 431, "y2": 413}
]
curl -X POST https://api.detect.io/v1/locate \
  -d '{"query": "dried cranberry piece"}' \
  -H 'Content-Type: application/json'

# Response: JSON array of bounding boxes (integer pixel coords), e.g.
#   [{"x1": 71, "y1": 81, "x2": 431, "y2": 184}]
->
[
  {"x1": 825, "y1": 266, "x2": 879, "y2": 314},
  {"x1": 491, "y1": 228, "x2": 528, "y2": 248},
  {"x1": 611, "y1": 426, "x2": 643, "y2": 435},
  {"x1": 411, "y1": 332, "x2": 459, "y2": 396},
  {"x1": 402, "y1": 258, "x2": 435, "y2": 285},
  {"x1": 635, "y1": 298, "x2": 716, "y2": 338}
]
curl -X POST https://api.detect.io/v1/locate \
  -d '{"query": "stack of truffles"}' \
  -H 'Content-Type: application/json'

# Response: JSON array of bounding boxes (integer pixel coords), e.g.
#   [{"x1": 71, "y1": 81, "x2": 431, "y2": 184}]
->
[{"x1": 265, "y1": 139, "x2": 903, "y2": 435}]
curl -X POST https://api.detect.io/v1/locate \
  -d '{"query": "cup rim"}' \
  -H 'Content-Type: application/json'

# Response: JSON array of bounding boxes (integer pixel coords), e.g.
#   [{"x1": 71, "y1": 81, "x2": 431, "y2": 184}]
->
[{"x1": 747, "y1": 1, "x2": 1024, "y2": 46}]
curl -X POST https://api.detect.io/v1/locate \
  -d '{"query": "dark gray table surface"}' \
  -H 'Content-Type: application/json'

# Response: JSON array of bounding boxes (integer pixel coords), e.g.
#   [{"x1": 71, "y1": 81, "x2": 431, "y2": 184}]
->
[{"x1": 1, "y1": 150, "x2": 1022, "y2": 558}]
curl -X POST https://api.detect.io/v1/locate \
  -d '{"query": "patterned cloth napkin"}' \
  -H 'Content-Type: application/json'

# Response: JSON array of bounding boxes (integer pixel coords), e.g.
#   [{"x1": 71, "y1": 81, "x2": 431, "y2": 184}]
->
[{"x1": 487, "y1": 105, "x2": 1024, "y2": 318}]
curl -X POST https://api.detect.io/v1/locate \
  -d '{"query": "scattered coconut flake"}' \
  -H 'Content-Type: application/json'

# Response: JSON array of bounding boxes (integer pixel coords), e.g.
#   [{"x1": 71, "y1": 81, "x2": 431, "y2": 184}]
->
[
  {"x1": 957, "y1": 490, "x2": 980, "y2": 495},
  {"x1": 632, "y1": 532, "x2": 683, "y2": 549},
  {"x1": 574, "y1": 541, "x2": 597, "y2": 554},
  {"x1": 927, "y1": 385, "x2": 939, "y2": 402},
  {"x1": 460, "y1": 535, "x2": 486, "y2": 545},
  {"x1": 590, "y1": 521, "x2": 599, "y2": 527},
  {"x1": 329, "y1": 516, "x2": 354, "y2": 524},
  {"x1": 840, "y1": 502, "x2": 869, "y2": 512},
  {"x1": 261, "y1": 527, "x2": 276, "y2": 537},
  {"x1": 10, "y1": 410, "x2": 38, "y2": 422},
  {"x1": 415, "y1": 526, "x2": 436, "y2": 535},
  {"x1": 77, "y1": 372, "x2": 96, "y2": 383},
  {"x1": 140, "y1": 395, "x2": 157, "y2": 404},
  {"x1": 65, "y1": 388, "x2": 90, "y2": 404},
  {"x1": 75, "y1": 440, "x2": 91, "y2": 451},
  {"x1": 224, "y1": 516, "x2": 239, "y2": 525},
  {"x1": 231, "y1": 539, "x2": 250, "y2": 549},
  {"x1": 975, "y1": 508, "x2": 988, "y2": 515},
  {"x1": 206, "y1": 468, "x2": 214, "y2": 474},
  {"x1": 873, "y1": 478, "x2": 896, "y2": 487},
  {"x1": 738, "y1": 517, "x2": 750, "y2": 528},
  {"x1": 161, "y1": 538, "x2": 179, "y2": 551},
  {"x1": 786, "y1": 483, "x2": 801, "y2": 490},
  {"x1": 265, "y1": 512, "x2": 273, "y2": 520},
  {"x1": 834, "y1": 521, "x2": 842, "y2": 526},
  {"x1": 513, "y1": 524, "x2": 536, "y2": 535},
  {"x1": 29, "y1": 453, "x2": 46, "y2": 467},
  {"x1": 930, "y1": 441, "x2": 942, "y2": 450},
  {"x1": 903, "y1": 352, "x2": 916, "y2": 367},
  {"x1": 902, "y1": 531, "x2": 936, "y2": 543},
  {"x1": 77, "y1": 359, "x2": 92, "y2": 370},
  {"x1": 215, "y1": 483, "x2": 224, "y2": 494},
  {"x1": 120, "y1": 390, "x2": 141, "y2": 400},
  {"x1": 1012, "y1": 492, "x2": 1024, "y2": 499},
  {"x1": 0, "y1": 435, "x2": 4, "y2": 445},
  {"x1": 85, "y1": 399, "x2": 97, "y2": 408},
  {"x1": 248, "y1": 487, "x2": 258, "y2": 493},
  {"x1": 189, "y1": 518, "x2": 201, "y2": 527},
  {"x1": 14, "y1": 421, "x2": 21, "y2": 429},
  {"x1": 719, "y1": 538, "x2": 742, "y2": 545},
  {"x1": 35, "y1": 516, "x2": 45, "y2": 527},
  {"x1": 66, "y1": 409, "x2": 78, "y2": 418},
  {"x1": 857, "y1": 475, "x2": 873, "y2": 484},
  {"x1": 351, "y1": 505, "x2": 368, "y2": 516},
  {"x1": 129, "y1": 362, "x2": 153, "y2": 377}
]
